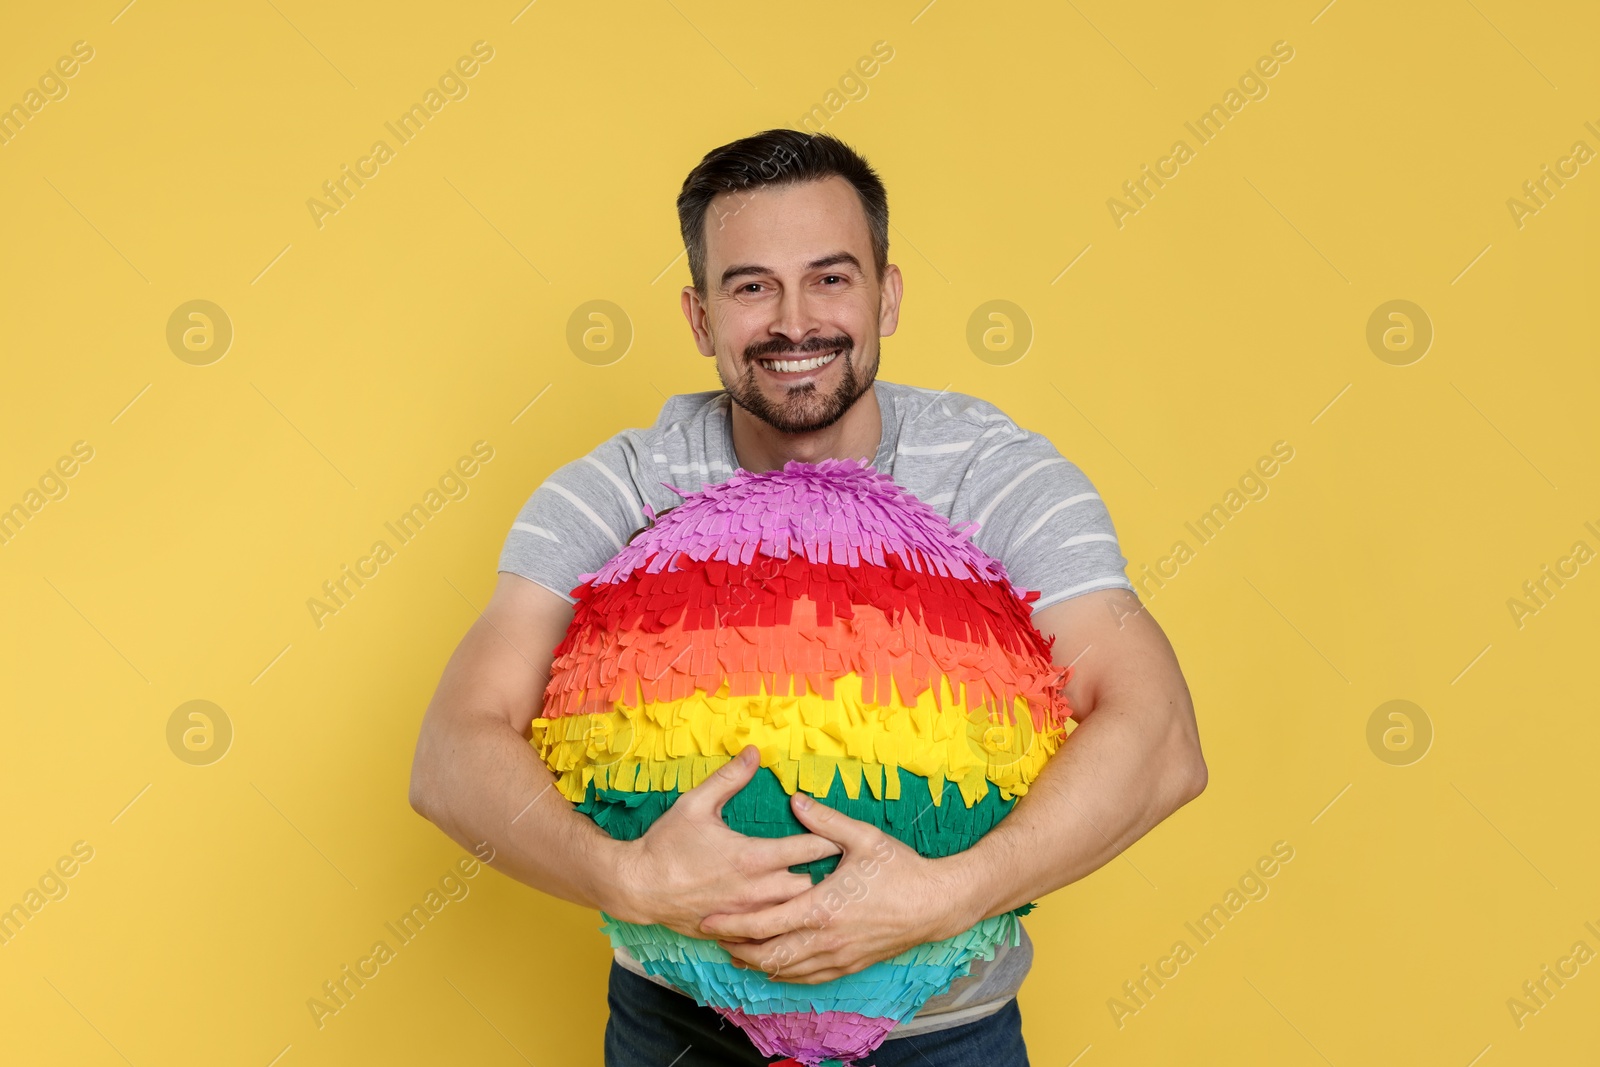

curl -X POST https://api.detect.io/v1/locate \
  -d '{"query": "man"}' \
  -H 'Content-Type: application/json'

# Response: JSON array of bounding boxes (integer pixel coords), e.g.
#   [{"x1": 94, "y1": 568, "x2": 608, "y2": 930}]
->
[{"x1": 409, "y1": 129, "x2": 1207, "y2": 1065}]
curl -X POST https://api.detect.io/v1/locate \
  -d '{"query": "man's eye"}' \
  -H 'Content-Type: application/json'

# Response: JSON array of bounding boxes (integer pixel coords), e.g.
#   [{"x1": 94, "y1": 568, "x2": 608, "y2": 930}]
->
[
  {"x1": 821, "y1": 275, "x2": 844, "y2": 285},
  {"x1": 741, "y1": 283, "x2": 763, "y2": 293}
]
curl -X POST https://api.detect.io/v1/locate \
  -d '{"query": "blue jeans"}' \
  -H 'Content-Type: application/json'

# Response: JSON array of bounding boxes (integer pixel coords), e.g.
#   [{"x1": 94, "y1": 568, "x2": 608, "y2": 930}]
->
[{"x1": 603, "y1": 960, "x2": 1030, "y2": 1067}]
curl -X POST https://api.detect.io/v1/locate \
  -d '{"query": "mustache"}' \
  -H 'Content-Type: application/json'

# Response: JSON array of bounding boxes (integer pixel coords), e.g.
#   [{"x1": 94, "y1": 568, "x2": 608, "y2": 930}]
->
[{"x1": 745, "y1": 335, "x2": 852, "y2": 361}]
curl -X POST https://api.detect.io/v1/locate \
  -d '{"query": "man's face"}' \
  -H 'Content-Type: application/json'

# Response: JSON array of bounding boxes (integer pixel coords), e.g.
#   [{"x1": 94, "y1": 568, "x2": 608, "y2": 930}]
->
[{"x1": 682, "y1": 175, "x2": 901, "y2": 435}]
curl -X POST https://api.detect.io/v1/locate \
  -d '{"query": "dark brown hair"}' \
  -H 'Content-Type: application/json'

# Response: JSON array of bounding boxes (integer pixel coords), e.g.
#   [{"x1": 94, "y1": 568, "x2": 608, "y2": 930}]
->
[{"x1": 676, "y1": 128, "x2": 889, "y2": 296}]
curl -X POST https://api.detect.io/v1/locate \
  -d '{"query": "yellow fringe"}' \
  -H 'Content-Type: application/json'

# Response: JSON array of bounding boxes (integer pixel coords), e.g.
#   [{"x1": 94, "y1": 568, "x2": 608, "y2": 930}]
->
[{"x1": 532, "y1": 672, "x2": 1073, "y2": 809}]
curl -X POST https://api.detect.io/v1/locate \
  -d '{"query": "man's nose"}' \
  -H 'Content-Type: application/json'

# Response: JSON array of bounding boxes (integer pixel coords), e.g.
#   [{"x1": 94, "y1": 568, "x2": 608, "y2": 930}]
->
[{"x1": 769, "y1": 285, "x2": 822, "y2": 346}]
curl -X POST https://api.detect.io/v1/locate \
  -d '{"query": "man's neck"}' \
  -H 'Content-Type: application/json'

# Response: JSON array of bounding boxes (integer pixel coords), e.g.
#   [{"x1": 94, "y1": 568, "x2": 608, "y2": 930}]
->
[{"x1": 729, "y1": 385, "x2": 882, "y2": 474}]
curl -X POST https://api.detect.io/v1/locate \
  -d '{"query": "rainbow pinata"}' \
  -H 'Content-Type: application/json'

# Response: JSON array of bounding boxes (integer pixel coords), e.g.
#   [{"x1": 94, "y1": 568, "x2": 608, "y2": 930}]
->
[{"x1": 533, "y1": 457, "x2": 1074, "y2": 1066}]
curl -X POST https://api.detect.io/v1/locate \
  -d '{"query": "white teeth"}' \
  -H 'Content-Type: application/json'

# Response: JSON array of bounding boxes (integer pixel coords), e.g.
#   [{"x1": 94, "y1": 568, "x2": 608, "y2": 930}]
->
[{"x1": 759, "y1": 349, "x2": 840, "y2": 373}]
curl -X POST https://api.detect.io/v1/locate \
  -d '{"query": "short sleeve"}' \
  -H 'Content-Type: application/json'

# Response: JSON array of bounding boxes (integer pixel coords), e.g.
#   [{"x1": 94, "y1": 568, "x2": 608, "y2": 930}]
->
[
  {"x1": 496, "y1": 434, "x2": 651, "y2": 604},
  {"x1": 963, "y1": 432, "x2": 1136, "y2": 611}
]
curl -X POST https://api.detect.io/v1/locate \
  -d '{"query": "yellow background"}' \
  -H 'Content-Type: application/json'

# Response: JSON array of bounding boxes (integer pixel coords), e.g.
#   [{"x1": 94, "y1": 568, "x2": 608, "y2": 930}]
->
[{"x1": 2, "y1": 0, "x2": 1596, "y2": 1063}]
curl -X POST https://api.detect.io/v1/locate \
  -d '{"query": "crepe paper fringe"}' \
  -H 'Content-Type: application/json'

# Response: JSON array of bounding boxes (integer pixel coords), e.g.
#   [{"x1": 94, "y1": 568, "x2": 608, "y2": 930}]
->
[
  {"x1": 711, "y1": 1007, "x2": 896, "y2": 1065},
  {"x1": 598, "y1": 909, "x2": 1023, "y2": 1030},
  {"x1": 569, "y1": 546, "x2": 1050, "y2": 654},
  {"x1": 544, "y1": 561, "x2": 1070, "y2": 728},
  {"x1": 582, "y1": 458, "x2": 1030, "y2": 599},
  {"x1": 576, "y1": 767, "x2": 1017, "y2": 879},
  {"x1": 533, "y1": 673, "x2": 1069, "y2": 808}
]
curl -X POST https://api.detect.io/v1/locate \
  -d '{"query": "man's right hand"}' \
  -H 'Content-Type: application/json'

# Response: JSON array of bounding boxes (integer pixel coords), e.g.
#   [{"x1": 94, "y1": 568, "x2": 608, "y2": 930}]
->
[{"x1": 607, "y1": 744, "x2": 842, "y2": 941}]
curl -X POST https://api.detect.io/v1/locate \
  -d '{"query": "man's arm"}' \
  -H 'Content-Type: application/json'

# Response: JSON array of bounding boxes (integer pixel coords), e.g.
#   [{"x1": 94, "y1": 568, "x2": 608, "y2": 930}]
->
[
  {"x1": 407, "y1": 571, "x2": 840, "y2": 935},
  {"x1": 938, "y1": 586, "x2": 1206, "y2": 928},
  {"x1": 407, "y1": 572, "x2": 624, "y2": 909}
]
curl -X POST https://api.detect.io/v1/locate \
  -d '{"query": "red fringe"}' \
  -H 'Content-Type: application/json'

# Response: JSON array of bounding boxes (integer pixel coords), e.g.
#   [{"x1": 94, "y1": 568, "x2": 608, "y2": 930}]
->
[{"x1": 541, "y1": 551, "x2": 1072, "y2": 732}]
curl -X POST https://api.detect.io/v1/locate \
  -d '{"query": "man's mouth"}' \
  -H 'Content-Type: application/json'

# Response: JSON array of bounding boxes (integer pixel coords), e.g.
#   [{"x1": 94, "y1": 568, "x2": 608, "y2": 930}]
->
[{"x1": 755, "y1": 348, "x2": 843, "y2": 374}]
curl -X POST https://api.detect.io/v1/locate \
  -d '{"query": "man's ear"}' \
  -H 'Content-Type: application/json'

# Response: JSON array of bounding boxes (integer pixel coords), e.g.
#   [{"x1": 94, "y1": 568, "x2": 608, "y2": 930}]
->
[
  {"x1": 877, "y1": 263, "x2": 903, "y2": 338},
  {"x1": 682, "y1": 286, "x2": 716, "y2": 357}
]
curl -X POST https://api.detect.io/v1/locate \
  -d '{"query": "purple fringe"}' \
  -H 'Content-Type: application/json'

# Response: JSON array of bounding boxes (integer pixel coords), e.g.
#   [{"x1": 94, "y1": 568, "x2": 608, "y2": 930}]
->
[{"x1": 581, "y1": 457, "x2": 1028, "y2": 599}]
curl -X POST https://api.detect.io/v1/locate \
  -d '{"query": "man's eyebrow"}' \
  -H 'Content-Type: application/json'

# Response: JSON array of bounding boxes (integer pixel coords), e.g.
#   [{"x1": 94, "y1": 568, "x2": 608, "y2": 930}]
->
[{"x1": 719, "y1": 251, "x2": 864, "y2": 288}]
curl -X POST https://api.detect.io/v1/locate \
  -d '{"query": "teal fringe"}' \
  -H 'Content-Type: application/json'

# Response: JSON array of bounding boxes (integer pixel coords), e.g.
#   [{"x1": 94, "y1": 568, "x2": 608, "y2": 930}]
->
[{"x1": 599, "y1": 910, "x2": 1025, "y2": 1022}]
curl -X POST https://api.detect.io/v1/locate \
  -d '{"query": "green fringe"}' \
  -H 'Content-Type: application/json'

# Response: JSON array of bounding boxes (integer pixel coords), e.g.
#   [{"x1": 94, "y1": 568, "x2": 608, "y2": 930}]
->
[{"x1": 576, "y1": 764, "x2": 1019, "y2": 882}]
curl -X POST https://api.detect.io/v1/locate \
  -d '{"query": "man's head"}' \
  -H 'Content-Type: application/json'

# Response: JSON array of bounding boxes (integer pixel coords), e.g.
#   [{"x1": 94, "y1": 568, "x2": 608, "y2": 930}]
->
[{"x1": 677, "y1": 129, "x2": 902, "y2": 436}]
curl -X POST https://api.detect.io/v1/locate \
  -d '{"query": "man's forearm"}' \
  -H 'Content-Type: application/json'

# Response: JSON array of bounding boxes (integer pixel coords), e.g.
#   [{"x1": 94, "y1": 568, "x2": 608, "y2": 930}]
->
[
  {"x1": 411, "y1": 712, "x2": 631, "y2": 916},
  {"x1": 935, "y1": 692, "x2": 1204, "y2": 936}
]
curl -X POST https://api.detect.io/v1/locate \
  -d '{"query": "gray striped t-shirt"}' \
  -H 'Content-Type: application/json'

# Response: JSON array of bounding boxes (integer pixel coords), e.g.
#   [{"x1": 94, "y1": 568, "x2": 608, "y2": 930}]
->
[{"x1": 497, "y1": 378, "x2": 1135, "y2": 1038}]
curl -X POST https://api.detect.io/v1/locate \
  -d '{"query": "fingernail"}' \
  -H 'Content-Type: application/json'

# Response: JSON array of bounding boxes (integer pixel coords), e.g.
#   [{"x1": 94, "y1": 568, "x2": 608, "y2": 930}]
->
[{"x1": 794, "y1": 792, "x2": 812, "y2": 810}]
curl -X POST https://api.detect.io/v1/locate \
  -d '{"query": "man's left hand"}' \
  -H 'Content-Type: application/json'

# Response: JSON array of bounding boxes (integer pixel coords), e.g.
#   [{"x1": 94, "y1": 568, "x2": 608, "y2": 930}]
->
[{"x1": 697, "y1": 790, "x2": 971, "y2": 985}]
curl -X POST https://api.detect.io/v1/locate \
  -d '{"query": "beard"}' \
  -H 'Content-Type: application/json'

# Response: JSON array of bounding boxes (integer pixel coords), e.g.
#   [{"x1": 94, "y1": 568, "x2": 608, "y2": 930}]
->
[{"x1": 717, "y1": 332, "x2": 877, "y2": 435}]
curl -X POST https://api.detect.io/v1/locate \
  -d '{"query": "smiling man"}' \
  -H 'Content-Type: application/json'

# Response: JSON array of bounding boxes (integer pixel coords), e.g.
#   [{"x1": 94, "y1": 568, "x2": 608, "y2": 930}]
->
[{"x1": 409, "y1": 129, "x2": 1206, "y2": 1066}]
